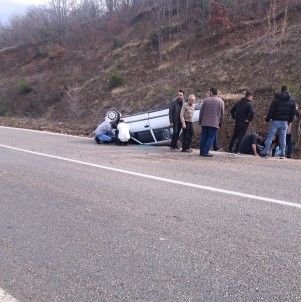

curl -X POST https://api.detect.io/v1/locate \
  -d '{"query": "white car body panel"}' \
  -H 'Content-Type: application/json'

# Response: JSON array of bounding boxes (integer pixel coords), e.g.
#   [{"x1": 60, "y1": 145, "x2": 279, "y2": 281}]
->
[{"x1": 122, "y1": 101, "x2": 202, "y2": 145}]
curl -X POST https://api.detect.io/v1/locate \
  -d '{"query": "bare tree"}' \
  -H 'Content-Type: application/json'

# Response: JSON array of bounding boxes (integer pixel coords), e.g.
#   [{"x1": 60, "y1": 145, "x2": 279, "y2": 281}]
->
[{"x1": 48, "y1": 0, "x2": 71, "y2": 45}]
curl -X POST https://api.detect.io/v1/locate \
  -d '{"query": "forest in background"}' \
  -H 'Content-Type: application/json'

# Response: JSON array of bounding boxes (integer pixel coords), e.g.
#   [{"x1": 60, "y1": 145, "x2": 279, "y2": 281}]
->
[{"x1": 1, "y1": 0, "x2": 299, "y2": 51}]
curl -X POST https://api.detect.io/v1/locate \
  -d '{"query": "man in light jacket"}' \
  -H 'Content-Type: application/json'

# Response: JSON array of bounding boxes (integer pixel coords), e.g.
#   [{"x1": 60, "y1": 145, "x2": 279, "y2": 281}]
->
[
  {"x1": 180, "y1": 94, "x2": 195, "y2": 153},
  {"x1": 94, "y1": 119, "x2": 117, "y2": 143},
  {"x1": 117, "y1": 119, "x2": 130, "y2": 145},
  {"x1": 199, "y1": 87, "x2": 224, "y2": 157}
]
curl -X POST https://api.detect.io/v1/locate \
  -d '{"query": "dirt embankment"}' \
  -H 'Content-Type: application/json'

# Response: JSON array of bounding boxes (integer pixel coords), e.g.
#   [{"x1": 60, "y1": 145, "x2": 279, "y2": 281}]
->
[{"x1": 0, "y1": 2, "x2": 300, "y2": 157}]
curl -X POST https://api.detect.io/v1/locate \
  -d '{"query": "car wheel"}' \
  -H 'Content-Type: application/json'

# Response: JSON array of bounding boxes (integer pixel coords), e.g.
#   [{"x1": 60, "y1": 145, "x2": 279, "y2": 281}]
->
[{"x1": 105, "y1": 108, "x2": 121, "y2": 123}]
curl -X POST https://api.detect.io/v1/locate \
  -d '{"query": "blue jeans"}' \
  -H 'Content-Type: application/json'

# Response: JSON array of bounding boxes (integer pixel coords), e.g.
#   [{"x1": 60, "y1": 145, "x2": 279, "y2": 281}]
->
[
  {"x1": 286, "y1": 134, "x2": 295, "y2": 157},
  {"x1": 263, "y1": 121, "x2": 288, "y2": 156},
  {"x1": 213, "y1": 133, "x2": 219, "y2": 150},
  {"x1": 97, "y1": 134, "x2": 112, "y2": 142},
  {"x1": 200, "y1": 126, "x2": 218, "y2": 155}
]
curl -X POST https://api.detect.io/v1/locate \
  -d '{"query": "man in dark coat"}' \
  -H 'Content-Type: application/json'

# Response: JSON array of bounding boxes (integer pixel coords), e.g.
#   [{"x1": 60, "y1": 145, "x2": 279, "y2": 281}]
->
[
  {"x1": 228, "y1": 91, "x2": 255, "y2": 154},
  {"x1": 169, "y1": 89, "x2": 184, "y2": 150},
  {"x1": 262, "y1": 85, "x2": 296, "y2": 158}
]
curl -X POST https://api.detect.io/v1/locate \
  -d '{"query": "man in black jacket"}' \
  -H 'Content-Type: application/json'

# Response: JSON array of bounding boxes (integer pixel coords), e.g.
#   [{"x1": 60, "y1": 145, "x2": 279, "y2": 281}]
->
[
  {"x1": 228, "y1": 91, "x2": 254, "y2": 153},
  {"x1": 169, "y1": 89, "x2": 184, "y2": 150},
  {"x1": 262, "y1": 85, "x2": 296, "y2": 158}
]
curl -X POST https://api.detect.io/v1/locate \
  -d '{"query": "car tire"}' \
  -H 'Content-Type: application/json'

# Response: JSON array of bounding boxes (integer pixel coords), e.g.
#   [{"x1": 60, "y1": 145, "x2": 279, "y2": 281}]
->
[{"x1": 105, "y1": 108, "x2": 121, "y2": 123}]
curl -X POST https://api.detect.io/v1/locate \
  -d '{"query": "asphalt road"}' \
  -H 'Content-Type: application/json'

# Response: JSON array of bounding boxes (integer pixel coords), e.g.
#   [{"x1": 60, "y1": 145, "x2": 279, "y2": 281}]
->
[{"x1": 0, "y1": 127, "x2": 300, "y2": 302}]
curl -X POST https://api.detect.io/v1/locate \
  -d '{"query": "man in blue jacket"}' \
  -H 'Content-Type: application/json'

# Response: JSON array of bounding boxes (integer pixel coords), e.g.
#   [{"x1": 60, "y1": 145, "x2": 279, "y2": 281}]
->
[
  {"x1": 228, "y1": 91, "x2": 254, "y2": 154},
  {"x1": 262, "y1": 85, "x2": 296, "y2": 158}
]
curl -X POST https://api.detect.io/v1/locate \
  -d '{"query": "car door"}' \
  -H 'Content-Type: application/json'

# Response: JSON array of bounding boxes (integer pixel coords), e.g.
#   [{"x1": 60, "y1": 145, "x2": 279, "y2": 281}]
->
[
  {"x1": 124, "y1": 112, "x2": 155, "y2": 144},
  {"x1": 148, "y1": 108, "x2": 171, "y2": 143}
]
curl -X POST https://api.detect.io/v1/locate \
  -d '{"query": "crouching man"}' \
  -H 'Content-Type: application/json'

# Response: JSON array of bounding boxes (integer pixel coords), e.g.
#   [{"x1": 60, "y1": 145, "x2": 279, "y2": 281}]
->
[
  {"x1": 239, "y1": 132, "x2": 266, "y2": 156},
  {"x1": 116, "y1": 119, "x2": 130, "y2": 145},
  {"x1": 94, "y1": 119, "x2": 118, "y2": 143}
]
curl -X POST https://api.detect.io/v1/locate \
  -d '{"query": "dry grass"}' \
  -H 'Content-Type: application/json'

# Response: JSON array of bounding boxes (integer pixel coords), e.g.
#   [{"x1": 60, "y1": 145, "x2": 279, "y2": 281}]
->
[{"x1": 0, "y1": 2, "x2": 301, "y2": 156}]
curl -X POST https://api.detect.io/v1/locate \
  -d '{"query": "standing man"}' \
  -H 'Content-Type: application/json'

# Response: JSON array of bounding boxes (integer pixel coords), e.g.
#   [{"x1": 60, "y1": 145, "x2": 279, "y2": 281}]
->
[
  {"x1": 180, "y1": 94, "x2": 196, "y2": 153},
  {"x1": 262, "y1": 85, "x2": 296, "y2": 158},
  {"x1": 169, "y1": 89, "x2": 185, "y2": 150},
  {"x1": 286, "y1": 104, "x2": 301, "y2": 158},
  {"x1": 199, "y1": 87, "x2": 224, "y2": 157},
  {"x1": 228, "y1": 91, "x2": 255, "y2": 154}
]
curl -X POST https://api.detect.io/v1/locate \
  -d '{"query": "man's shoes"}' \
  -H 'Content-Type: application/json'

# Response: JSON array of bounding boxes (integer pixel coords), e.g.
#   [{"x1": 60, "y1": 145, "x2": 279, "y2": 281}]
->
[
  {"x1": 182, "y1": 149, "x2": 192, "y2": 153},
  {"x1": 170, "y1": 147, "x2": 176, "y2": 150},
  {"x1": 201, "y1": 154, "x2": 214, "y2": 157},
  {"x1": 280, "y1": 155, "x2": 284, "y2": 159},
  {"x1": 228, "y1": 152, "x2": 236, "y2": 156},
  {"x1": 187, "y1": 148, "x2": 193, "y2": 152},
  {"x1": 260, "y1": 153, "x2": 268, "y2": 158},
  {"x1": 95, "y1": 137, "x2": 101, "y2": 144},
  {"x1": 287, "y1": 155, "x2": 292, "y2": 159},
  {"x1": 175, "y1": 146, "x2": 180, "y2": 149}
]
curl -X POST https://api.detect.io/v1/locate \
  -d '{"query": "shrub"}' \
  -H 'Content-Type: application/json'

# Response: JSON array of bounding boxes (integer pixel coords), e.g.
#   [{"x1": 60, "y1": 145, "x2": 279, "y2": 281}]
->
[
  {"x1": 166, "y1": 87, "x2": 175, "y2": 97},
  {"x1": 113, "y1": 38, "x2": 125, "y2": 49},
  {"x1": 114, "y1": 60, "x2": 123, "y2": 69},
  {"x1": 148, "y1": 31, "x2": 159, "y2": 49},
  {"x1": 38, "y1": 46, "x2": 48, "y2": 57},
  {"x1": 0, "y1": 105, "x2": 12, "y2": 117},
  {"x1": 37, "y1": 43, "x2": 67, "y2": 59},
  {"x1": 17, "y1": 78, "x2": 33, "y2": 93},
  {"x1": 108, "y1": 70, "x2": 124, "y2": 89}
]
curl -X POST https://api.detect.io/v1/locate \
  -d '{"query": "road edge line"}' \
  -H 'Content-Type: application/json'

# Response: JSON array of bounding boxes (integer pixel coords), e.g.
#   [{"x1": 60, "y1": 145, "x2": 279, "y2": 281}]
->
[{"x1": 1, "y1": 144, "x2": 300, "y2": 210}]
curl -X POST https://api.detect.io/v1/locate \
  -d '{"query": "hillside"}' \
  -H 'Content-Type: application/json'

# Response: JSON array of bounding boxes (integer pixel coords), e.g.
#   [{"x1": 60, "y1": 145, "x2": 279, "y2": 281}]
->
[{"x1": 0, "y1": 0, "x2": 300, "y2": 155}]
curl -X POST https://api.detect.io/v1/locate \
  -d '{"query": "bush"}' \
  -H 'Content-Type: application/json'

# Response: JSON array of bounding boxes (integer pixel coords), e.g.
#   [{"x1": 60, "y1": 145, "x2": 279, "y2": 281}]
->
[
  {"x1": 17, "y1": 78, "x2": 33, "y2": 93},
  {"x1": 108, "y1": 70, "x2": 124, "y2": 89},
  {"x1": 0, "y1": 105, "x2": 12, "y2": 117},
  {"x1": 113, "y1": 38, "x2": 125, "y2": 49},
  {"x1": 148, "y1": 31, "x2": 159, "y2": 49},
  {"x1": 38, "y1": 46, "x2": 48, "y2": 57},
  {"x1": 166, "y1": 87, "x2": 175, "y2": 97},
  {"x1": 37, "y1": 43, "x2": 66, "y2": 59},
  {"x1": 113, "y1": 60, "x2": 123, "y2": 70}
]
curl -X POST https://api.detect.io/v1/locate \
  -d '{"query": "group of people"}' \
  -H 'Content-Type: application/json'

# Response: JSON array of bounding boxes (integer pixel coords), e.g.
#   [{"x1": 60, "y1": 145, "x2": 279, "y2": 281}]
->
[
  {"x1": 228, "y1": 85, "x2": 299, "y2": 158},
  {"x1": 170, "y1": 87, "x2": 225, "y2": 157},
  {"x1": 169, "y1": 87, "x2": 225, "y2": 157},
  {"x1": 169, "y1": 85, "x2": 300, "y2": 158},
  {"x1": 94, "y1": 85, "x2": 300, "y2": 159},
  {"x1": 94, "y1": 118, "x2": 130, "y2": 145}
]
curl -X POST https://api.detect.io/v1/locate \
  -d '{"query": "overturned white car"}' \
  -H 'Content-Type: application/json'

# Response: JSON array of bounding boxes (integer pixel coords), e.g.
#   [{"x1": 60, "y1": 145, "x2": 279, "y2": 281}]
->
[{"x1": 105, "y1": 102, "x2": 202, "y2": 145}]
